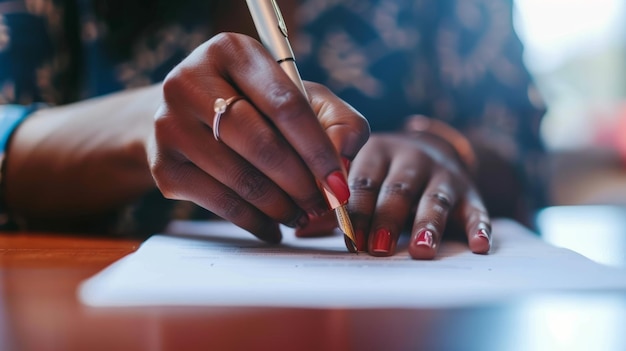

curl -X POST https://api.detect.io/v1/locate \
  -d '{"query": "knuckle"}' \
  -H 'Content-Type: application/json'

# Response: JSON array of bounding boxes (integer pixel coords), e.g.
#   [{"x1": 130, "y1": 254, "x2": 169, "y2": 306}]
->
[
  {"x1": 161, "y1": 70, "x2": 184, "y2": 103},
  {"x1": 208, "y1": 32, "x2": 266, "y2": 72},
  {"x1": 249, "y1": 127, "x2": 289, "y2": 171},
  {"x1": 151, "y1": 161, "x2": 186, "y2": 201},
  {"x1": 266, "y1": 82, "x2": 309, "y2": 123},
  {"x1": 208, "y1": 32, "x2": 246, "y2": 57},
  {"x1": 383, "y1": 181, "x2": 414, "y2": 200},
  {"x1": 210, "y1": 32, "x2": 238, "y2": 46},
  {"x1": 214, "y1": 191, "x2": 245, "y2": 219},
  {"x1": 350, "y1": 176, "x2": 382, "y2": 194},
  {"x1": 153, "y1": 113, "x2": 175, "y2": 140},
  {"x1": 152, "y1": 113, "x2": 186, "y2": 152},
  {"x1": 429, "y1": 191, "x2": 453, "y2": 212},
  {"x1": 161, "y1": 66, "x2": 202, "y2": 106},
  {"x1": 232, "y1": 166, "x2": 271, "y2": 201}
]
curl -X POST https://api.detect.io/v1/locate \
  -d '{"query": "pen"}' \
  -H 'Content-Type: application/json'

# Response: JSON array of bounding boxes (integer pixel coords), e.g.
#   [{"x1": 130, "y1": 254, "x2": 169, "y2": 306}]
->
[{"x1": 245, "y1": 0, "x2": 358, "y2": 252}]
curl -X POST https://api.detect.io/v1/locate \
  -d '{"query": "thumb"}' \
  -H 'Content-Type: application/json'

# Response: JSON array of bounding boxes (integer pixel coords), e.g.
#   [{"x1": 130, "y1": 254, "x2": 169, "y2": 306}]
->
[{"x1": 305, "y1": 82, "x2": 370, "y2": 161}]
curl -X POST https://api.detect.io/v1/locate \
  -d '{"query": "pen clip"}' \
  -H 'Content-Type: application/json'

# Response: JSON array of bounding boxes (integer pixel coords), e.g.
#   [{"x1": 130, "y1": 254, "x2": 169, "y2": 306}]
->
[{"x1": 270, "y1": 0, "x2": 288, "y2": 38}]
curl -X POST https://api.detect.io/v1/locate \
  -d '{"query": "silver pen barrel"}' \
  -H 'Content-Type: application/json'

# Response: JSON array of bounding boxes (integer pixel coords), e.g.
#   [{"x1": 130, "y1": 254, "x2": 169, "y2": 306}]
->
[{"x1": 246, "y1": 0, "x2": 358, "y2": 251}]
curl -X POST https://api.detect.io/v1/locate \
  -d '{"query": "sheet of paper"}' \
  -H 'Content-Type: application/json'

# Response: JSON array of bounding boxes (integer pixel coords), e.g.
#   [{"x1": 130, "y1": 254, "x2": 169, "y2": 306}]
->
[{"x1": 79, "y1": 219, "x2": 626, "y2": 308}]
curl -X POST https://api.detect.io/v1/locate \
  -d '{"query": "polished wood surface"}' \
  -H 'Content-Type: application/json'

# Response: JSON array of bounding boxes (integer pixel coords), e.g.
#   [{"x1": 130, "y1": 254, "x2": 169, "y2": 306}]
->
[
  {"x1": 1, "y1": 233, "x2": 140, "y2": 351},
  {"x1": 1, "y1": 232, "x2": 419, "y2": 351},
  {"x1": 2, "y1": 226, "x2": 626, "y2": 351}
]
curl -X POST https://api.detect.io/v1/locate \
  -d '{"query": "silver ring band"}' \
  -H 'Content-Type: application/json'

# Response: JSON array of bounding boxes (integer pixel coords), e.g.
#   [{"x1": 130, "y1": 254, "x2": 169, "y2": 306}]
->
[{"x1": 213, "y1": 96, "x2": 244, "y2": 141}]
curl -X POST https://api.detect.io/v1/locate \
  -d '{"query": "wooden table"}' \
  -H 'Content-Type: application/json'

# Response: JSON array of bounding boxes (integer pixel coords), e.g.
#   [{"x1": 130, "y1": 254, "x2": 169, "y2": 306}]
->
[{"x1": 2, "y1": 228, "x2": 626, "y2": 351}]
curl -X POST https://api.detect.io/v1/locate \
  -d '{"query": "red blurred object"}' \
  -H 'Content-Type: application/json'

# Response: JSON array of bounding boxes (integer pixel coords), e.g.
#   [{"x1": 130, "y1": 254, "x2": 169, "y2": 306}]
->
[
  {"x1": 617, "y1": 104, "x2": 626, "y2": 165},
  {"x1": 593, "y1": 102, "x2": 626, "y2": 166}
]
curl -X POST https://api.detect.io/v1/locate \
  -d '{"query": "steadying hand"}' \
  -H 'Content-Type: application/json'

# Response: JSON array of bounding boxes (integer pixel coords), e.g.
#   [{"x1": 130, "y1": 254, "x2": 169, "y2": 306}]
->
[
  {"x1": 297, "y1": 123, "x2": 490, "y2": 260},
  {"x1": 348, "y1": 131, "x2": 490, "y2": 259}
]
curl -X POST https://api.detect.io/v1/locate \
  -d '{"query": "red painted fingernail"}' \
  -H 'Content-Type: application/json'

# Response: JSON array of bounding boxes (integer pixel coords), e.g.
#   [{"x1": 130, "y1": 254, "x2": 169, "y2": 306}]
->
[
  {"x1": 355, "y1": 229, "x2": 366, "y2": 252},
  {"x1": 325, "y1": 171, "x2": 350, "y2": 204},
  {"x1": 372, "y1": 228, "x2": 391, "y2": 254},
  {"x1": 415, "y1": 230, "x2": 434, "y2": 248},
  {"x1": 476, "y1": 228, "x2": 490, "y2": 243}
]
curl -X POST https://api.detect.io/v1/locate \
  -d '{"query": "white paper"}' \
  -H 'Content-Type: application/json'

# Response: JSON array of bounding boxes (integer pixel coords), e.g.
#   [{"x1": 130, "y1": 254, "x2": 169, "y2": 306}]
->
[{"x1": 78, "y1": 219, "x2": 626, "y2": 308}]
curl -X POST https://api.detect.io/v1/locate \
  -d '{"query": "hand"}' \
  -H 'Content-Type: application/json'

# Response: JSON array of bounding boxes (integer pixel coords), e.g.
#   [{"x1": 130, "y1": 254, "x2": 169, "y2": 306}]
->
[
  {"x1": 346, "y1": 131, "x2": 491, "y2": 259},
  {"x1": 148, "y1": 33, "x2": 370, "y2": 243}
]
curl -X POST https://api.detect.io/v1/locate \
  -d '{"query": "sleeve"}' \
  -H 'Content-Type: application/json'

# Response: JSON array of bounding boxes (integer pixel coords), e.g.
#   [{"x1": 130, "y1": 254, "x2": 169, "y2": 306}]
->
[
  {"x1": 427, "y1": 0, "x2": 546, "y2": 153},
  {"x1": 426, "y1": 0, "x2": 548, "y2": 213},
  {"x1": 0, "y1": 2, "x2": 178, "y2": 235},
  {"x1": 0, "y1": 3, "x2": 56, "y2": 229},
  {"x1": 0, "y1": 3, "x2": 53, "y2": 104}
]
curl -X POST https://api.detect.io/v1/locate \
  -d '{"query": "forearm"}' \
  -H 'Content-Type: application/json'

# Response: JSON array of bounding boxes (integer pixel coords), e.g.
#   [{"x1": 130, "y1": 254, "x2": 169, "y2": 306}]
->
[{"x1": 4, "y1": 85, "x2": 161, "y2": 229}]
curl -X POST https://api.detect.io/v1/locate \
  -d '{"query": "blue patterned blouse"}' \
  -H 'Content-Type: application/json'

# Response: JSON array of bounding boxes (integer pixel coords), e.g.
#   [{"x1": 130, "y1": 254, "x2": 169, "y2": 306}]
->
[{"x1": 0, "y1": 0, "x2": 546, "y2": 232}]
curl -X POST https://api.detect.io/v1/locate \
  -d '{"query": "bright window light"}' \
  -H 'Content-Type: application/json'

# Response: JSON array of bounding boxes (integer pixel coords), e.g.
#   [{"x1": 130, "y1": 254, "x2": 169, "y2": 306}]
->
[{"x1": 514, "y1": 0, "x2": 625, "y2": 73}]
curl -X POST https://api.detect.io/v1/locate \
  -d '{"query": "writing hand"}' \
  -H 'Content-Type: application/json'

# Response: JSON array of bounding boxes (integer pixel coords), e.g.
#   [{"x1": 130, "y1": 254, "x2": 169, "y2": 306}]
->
[{"x1": 148, "y1": 33, "x2": 369, "y2": 243}]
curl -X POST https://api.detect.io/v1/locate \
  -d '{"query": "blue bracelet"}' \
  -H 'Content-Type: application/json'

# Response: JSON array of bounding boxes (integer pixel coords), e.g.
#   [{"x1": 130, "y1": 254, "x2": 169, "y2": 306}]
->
[
  {"x1": 0, "y1": 104, "x2": 39, "y2": 152},
  {"x1": 0, "y1": 104, "x2": 42, "y2": 228}
]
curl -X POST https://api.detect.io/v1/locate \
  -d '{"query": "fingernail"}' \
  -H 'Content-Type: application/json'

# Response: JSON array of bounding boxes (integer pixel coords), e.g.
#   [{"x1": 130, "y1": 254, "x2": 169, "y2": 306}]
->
[
  {"x1": 325, "y1": 171, "x2": 350, "y2": 204},
  {"x1": 476, "y1": 228, "x2": 490, "y2": 243},
  {"x1": 372, "y1": 228, "x2": 391, "y2": 254},
  {"x1": 345, "y1": 235, "x2": 358, "y2": 253},
  {"x1": 415, "y1": 229, "x2": 434, "y2": 248},
  {"x1": 355, "y1": 229, "x2": 366, "y2": 252}
]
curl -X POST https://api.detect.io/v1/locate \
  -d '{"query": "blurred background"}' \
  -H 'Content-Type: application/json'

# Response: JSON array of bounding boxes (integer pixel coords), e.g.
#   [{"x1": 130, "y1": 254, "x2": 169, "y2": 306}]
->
[
  {"x1": 514, "y1": 0, "x2": 626, "y2": 266},
  {"x1": 515, "y1": 0, "x2": 626, "y2": 206}
]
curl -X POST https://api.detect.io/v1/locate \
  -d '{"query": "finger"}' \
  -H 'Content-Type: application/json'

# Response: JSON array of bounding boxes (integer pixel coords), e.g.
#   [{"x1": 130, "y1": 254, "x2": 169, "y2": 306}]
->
[
  {"x1": 459, "y1": 187, "x2": 492, "y2": 254},
  {"x1": 210, "y1": 33, "x2": 352, "y2": 205},
  {"x1": 151, "y1": 155, "x2": 282, "y2": 243},
  {"x1": 160, "y1": 113, "x2": 309, "y2": 229},
  {"x1": 215, "y1": 98, "x2": 329, "y2": 216},
  {"x1": 345, "y1": 137, "x2": 391, "y2": 252},
  {"x1": 305, "y1": 82, "x2": 370, "y2": 161},
  {"x1": 409, "y1": 172, "x2": 460, "y2": 260},
  {"x1": 163, "y1": 33, "x2": 350, "y2": 215},
  {"x1": 365, "y1": 139, "x2": 433, "y2": 257},
  {"x1": 162, "y1": 62, "x2": 329, "y2": 218}
]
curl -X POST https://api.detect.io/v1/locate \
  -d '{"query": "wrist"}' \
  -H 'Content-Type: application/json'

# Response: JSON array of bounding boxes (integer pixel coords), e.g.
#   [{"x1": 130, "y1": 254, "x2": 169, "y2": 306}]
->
[
  {"x1": 4, "y1": 89, "x2": 158, "y2": 225},
  {"x1": 0, "y1": 103, "x2": 45, "y2": 228}
]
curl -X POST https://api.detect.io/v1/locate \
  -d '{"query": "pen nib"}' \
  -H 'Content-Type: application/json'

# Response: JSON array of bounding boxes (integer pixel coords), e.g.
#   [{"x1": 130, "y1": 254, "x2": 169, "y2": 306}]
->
[
  {"x1": 344, "y1": 235, "x2": 358, "y2": 254},
  {"x1": 334, "y1": 206, "x2": 358, "y2": 253}
]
